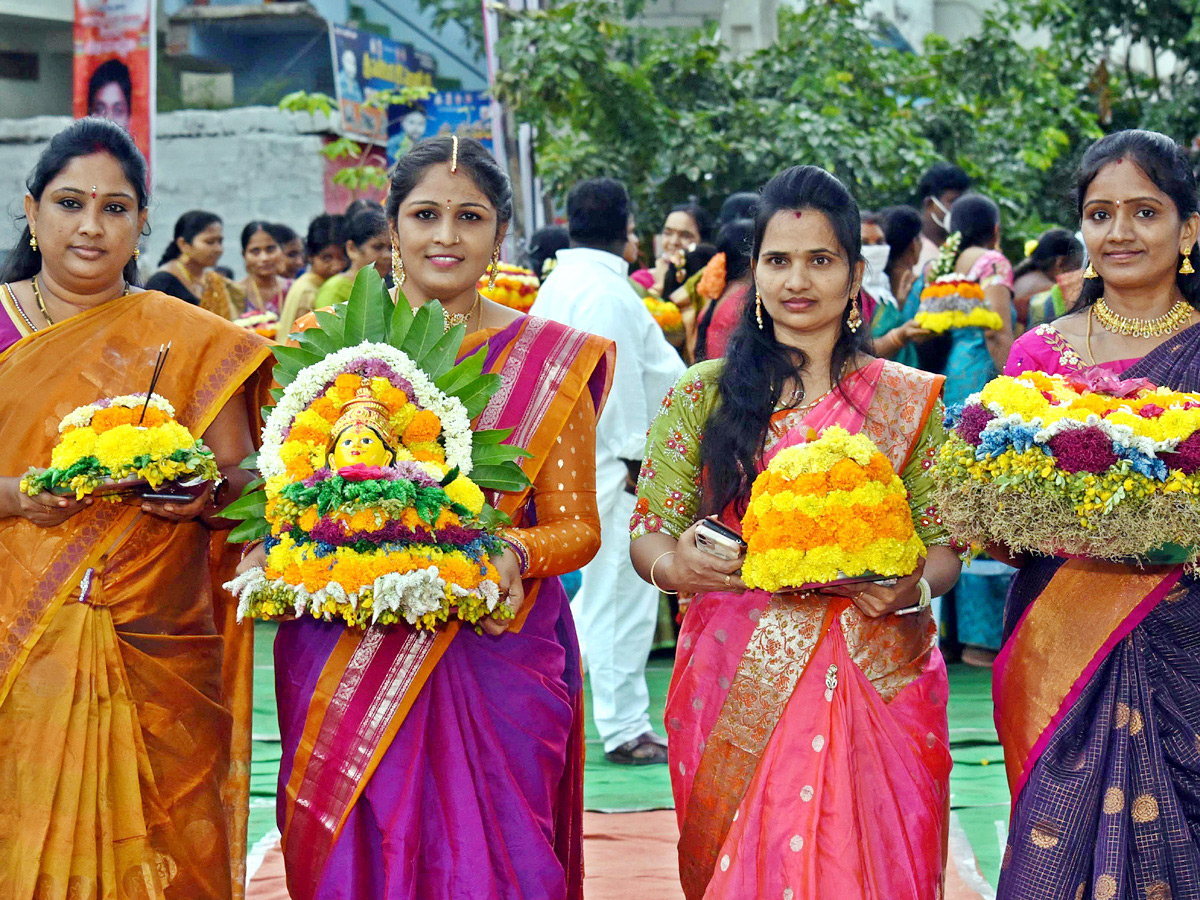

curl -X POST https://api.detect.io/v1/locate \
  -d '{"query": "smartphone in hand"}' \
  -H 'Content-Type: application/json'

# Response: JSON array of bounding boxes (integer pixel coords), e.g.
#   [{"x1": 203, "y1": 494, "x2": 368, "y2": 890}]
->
[{"x1": 694, "y1": 519, "x2": 746, "y2": 561}]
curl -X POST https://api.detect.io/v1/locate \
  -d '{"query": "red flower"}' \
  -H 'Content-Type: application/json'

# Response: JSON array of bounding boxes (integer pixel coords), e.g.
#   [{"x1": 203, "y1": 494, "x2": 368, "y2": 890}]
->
[
  {"x1": 1138, "y1": 404, "x2": 1166, "y2": 418},
  {"x1": 1048, "y1": 426, "x2": 1117, "y2": 474},
  {"x1": 957, "y1": 404, "x2": 995, "y2": 446}
]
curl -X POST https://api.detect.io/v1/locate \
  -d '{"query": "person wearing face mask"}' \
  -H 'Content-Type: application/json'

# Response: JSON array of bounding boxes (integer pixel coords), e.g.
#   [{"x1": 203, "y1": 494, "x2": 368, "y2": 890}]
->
[
  {"x1": 532, "y1": 177, "x2": 684, "y2": 766},
  {"x1": 870, "y1": 205, "x2": 933, "y2": 367},
  {"x1": 146, "y1": 209, "x2": 239, "y2": 318},
  {"x1": 914, "y1": 163, "x2": 971, "y2": 276}
]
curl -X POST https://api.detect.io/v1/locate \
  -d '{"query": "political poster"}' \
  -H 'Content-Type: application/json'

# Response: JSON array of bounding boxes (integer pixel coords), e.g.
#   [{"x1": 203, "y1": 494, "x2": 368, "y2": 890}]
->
[
  {"x1": 330, "y1": 24, "x2": 436, "y2": 146},
  {"x1": 386, "y1": 90, "x2": 494, "y2": 165},
  {"x1": 73, "y1": 0, "x2": 156, "y2": 174}
]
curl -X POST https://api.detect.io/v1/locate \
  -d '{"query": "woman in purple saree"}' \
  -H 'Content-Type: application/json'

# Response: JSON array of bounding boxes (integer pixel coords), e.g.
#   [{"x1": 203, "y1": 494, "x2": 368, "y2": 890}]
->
[
  {"x1": 268, "y1": 136, "x2": 614, "y2": 899},
  {"x1": 995, "y1": 131, "x2": 1200, "y2": 899}
]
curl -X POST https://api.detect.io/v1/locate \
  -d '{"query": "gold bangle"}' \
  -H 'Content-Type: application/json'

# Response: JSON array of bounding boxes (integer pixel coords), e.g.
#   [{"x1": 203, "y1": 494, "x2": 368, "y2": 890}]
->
[{"x1": 649, "y1": 550, "x2": 676, "y2": 593}]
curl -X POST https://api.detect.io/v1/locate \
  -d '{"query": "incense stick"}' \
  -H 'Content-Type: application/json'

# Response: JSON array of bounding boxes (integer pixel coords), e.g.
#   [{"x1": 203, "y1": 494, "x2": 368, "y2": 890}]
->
[{"x1": 138, "y1": 341, "x2": 171, "y2": 424}]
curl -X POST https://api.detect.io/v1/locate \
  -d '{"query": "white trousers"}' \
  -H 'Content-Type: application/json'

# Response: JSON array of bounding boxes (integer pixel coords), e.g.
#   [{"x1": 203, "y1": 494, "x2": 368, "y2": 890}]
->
[{"x1": 571, "y1": 486, "x2": 661, "y2": 751}]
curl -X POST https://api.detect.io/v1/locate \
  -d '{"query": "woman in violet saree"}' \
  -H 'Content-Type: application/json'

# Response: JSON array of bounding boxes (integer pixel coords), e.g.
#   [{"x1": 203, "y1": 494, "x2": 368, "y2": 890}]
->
[
  {"x1": 0, "y1": 120, "x2": 270, "y2": 899},
  {"x1": 266, "y1": 136, "x2": 613, "y2": 899},
  {"x1": 995, "y1": 131, "x2": 1200, "y2": 899},
  {"x1": 630, "y1": 166, "x2": 962, "y2": 900}
]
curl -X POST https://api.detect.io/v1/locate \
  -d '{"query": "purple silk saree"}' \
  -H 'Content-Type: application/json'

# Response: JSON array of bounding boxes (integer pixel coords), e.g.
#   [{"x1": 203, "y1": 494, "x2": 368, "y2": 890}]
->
[
  {"x1": 273, "y1": 316, "x2": 612, "y2": 900},
  {"x1": 996, "y1": 322, "x2": 1200, "y2": 900}
]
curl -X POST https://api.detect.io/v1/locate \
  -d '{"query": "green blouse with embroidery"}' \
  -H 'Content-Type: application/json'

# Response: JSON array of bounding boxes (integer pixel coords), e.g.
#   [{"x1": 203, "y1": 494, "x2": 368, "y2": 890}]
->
[{"x1": 629, "y1": 360, "x2": 950, "y2": 546}]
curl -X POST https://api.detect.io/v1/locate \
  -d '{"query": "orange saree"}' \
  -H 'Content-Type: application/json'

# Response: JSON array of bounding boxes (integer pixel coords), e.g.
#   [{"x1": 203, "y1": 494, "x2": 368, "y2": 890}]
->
[{"x1": 0, "y1": 292, "x2": 272, "y2": 900}]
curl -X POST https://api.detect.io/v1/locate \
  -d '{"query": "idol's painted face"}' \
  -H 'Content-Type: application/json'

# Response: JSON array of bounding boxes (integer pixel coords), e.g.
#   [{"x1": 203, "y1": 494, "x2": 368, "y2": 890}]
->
[
  {"x1": 393, "y1": 165, "x2": 505, "y2": 301},
  {"x1": 329, "y1": 424, "x2": 393, "y2": 470},
  {"x1": 754, "y1": 208, "x2": 862, "y2": 347},
  {"x1": 24, "y1": 151, "x2": 146, "y2": 296},
  {"x1": 1082, "y1": 157, "x2": 1199, "y2": 293}
]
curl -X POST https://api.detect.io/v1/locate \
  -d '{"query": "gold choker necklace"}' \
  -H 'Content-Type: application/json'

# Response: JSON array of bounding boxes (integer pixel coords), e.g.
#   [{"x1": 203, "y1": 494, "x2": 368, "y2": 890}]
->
[
  {"x1": 442, "y1": 293, "x2": 481, "y2": 333},
  {"x1": 1094, "y1": 297, "x2": 1193, "y2": 338}
]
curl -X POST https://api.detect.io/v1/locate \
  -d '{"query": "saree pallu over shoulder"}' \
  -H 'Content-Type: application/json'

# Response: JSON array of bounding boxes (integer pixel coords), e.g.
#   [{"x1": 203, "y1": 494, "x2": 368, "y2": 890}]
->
[
  {"x1": 0, "y1": 291, "x2": 272, "y2": 900},
  {"x1": 673, "y1": 358, "x2": 948, "y2": 900},
  {"x1": 0, "y1": 291, "x2": 272, "y2": 704},
  {"x1": 278, "y1": 314, "x2": 612, "y2": 899}
]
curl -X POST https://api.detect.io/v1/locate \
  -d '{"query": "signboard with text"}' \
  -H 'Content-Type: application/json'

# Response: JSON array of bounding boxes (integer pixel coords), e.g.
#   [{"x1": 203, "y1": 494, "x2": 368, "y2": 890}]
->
[
  {"x1": 330, "y1": 23, "x2": 436, "y2": 145},
  {"x1": 73, "y1": 0, "x2": 155, "y2": 175}
]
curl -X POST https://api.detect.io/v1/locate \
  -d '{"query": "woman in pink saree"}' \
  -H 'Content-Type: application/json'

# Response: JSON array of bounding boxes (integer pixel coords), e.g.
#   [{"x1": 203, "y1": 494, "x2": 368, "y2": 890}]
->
[{"x1": 630, "y1": 165, "x2": 962, "y2": 900}]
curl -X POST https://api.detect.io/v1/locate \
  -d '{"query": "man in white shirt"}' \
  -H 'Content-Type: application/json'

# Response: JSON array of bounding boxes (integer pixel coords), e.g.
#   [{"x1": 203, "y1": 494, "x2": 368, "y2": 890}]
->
[{"x1": 531, "y1": 178, "x2": 685, "y2": 765}]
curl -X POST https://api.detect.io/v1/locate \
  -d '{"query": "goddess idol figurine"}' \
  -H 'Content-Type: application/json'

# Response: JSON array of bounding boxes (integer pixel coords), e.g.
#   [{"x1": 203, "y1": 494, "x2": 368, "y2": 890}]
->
[{"x1": 327, "y1": 387, "x2": 398, "y2": 471}]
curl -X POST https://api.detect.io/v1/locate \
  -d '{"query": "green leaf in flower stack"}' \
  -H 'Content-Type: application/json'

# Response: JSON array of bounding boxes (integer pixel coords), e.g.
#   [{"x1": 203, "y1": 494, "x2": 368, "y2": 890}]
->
[
  {"x1": 471, "y1": 441, "x2": 532, "y2": 467},
  {"x1": 343, "y1": 266, "x2": 390, "y2": 344},
  {"x1": 222, "y1": 488, "x2": 267, "y2": 520},
  {"x1": 273, "y1": 345, "x2": 323, "y2": 386},
  {"x1": 471, "y1": 427, "x2": 514, "y2": 445},
  {"x1": 418, "y1": 324, "x2": 466, "y2": 381},
  {"x1": 313, "y1": 309, "x2": 345, "y2": 344},
  {"x1": 400, "y1": 302, "x2": 445, "y2": 363},
  {"x1": 297, "y1": 325, "x2": 339, "y2": 357},
  {"x1": 469, "y1": 462, "x2": 531, "y2": 493},
  {"x1": 228, "y1": 517, "x2": 270, "y2": 543},
  {"x1": 238, "y1": 452, "x2": 260, "y2": 471},
  {"x1": 436, "y1": 348, "x2": 486, "y2": 394},
  {"x1": 388, "y1": 288, "x2": 415, "y2": 345},
  {"x1": 456, "y1": 372, "x2": 502, "y2": 419}
]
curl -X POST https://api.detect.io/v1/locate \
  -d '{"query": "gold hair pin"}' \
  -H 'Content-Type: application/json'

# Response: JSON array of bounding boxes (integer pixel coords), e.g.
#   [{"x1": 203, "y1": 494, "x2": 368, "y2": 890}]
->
[{"x1": 450, "y1": 134, "x2": 459, "y2": 173}]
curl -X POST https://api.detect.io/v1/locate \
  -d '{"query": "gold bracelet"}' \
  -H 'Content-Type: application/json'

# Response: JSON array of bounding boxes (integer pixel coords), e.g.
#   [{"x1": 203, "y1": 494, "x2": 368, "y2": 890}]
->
[{"x1": 649, "y1": 550, "x2": 676, "y2": 593}]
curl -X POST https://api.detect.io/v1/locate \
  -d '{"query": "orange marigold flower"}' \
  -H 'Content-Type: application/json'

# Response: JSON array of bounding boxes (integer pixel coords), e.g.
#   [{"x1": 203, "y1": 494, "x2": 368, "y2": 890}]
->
[
  {"x1": 404, "y1": 410, "x2": 442, "y2": 444},
  {"x1": 696, "y1": 253, "x2": 727, "y2": 301}
]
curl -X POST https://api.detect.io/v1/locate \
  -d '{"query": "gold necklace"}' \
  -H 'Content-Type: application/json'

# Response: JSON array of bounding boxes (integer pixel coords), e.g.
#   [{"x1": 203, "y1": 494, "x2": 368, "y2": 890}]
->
[
  {"x1": 1085, "y1": 307, "x2": 1096, "y2": 366},
  {"x1": 31, "y1": 275, "x2": 53, "y2": 325},
  {"x1": 443, "y1": 293, "x2": 481, "y2": 333},
  {"x1": 1094, "y1": 296, "x2": 1193, "y2": 338}
]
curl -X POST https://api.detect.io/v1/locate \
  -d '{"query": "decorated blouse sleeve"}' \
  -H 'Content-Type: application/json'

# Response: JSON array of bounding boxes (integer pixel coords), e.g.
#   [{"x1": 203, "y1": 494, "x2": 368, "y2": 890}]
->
[
  {"x1": 974, "y1": 251, "x2": 1014, "y2": 291},
  {"x1": 630, "y1": 365, "x2": 717, "y2": 540},
  {"x1": 901, "y1": 398, "x2": 951, "y2": 546},
  {"x1": 503, "y1": 389, "x2": 601, "y2": 578},
  {"x1": 1004, "y1": 324, "x2": 1084, "y2": 377}
]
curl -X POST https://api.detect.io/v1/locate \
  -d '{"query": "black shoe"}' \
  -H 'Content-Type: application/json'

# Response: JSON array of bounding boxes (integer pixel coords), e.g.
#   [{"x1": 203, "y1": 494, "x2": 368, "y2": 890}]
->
[{"x1": 604, "y1": 731, "x2": 669, "y2": 766}]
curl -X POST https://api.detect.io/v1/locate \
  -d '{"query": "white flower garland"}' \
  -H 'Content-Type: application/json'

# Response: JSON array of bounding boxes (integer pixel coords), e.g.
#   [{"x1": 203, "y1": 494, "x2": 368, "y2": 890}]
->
[
  {"x1": 259, "y1": 342, "x2": 473, "y2": 480},
  {"x1": 59, "y1": 393, "x2": 175, "y2": 433},
  {"x1": 224, "y1": 566, "x2": 501, "y2": 627}
]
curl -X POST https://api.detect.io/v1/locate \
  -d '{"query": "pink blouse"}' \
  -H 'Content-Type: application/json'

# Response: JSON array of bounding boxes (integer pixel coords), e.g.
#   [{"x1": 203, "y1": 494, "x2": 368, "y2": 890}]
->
[{"x1": 1005, "y1": 322, "x2": 1137, "y2": 377}]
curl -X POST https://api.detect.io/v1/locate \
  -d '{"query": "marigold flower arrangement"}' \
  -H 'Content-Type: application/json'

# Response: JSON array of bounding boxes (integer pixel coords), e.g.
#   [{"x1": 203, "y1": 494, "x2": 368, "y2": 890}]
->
[
  {"x1": 914, "y1": 232, "x2": 1003, "y2": 334},
  {"x1": 20, "y1": 394, "x2": 219, "y2": 500},
  {"x1": 223, "y1": 267, "x2": 531, "y2": 631},
  {"x1": 741, "y1": 426, "x2": 925, "y2": 590},
  {"x1": 477, "y1": 262, "x2": 539, "y2": 312},
  {"x1": 933, "y1": 369, "x2": 1200, "y2": 561},
  {"x1": 644, "y1": 295, "x2": 683, "y2": 331}
]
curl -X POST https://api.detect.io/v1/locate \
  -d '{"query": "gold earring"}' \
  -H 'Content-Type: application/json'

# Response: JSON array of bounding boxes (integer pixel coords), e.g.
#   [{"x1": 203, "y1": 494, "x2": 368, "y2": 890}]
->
[
  {"x1": 392, "y1": 240, "x2": 405, "y2": 286},
  {"x1": 1084, "y1": 262, "x2": 1098, "y2": 279},
  {"x1": 487, "y1": 245, "x2": 501, "y2": 292},
  {"x1": 755, "y1": 287, "x2": 764, "y2": 330},
  {"x1": 28, "y1": 229, "x2": 37, "y2": 252},
  {"x1": 132, "y1": 246, "x2": 140, "y2": 261},
  {"x1": 847, "y1": 296, "x2": 862, "y2": 333},
  {"x1": 1181, "y1": 248, "x2": 1195, "y2": 276}
]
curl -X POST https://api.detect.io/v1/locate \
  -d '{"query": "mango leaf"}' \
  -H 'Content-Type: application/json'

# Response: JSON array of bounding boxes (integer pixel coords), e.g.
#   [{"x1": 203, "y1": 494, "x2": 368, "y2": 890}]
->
[
  {"x1": 436, "y1": 348, "x2": 486, "y2": 394},
  {"x1": 456, "y1": 372, "x2": 502, "y2": 419},
  {"x1": 471, "y1": 426, "x2": 514, "y2": 446},
  {"x1": 343, "y1": 267, "x2": 389, "y2": 344},
  {"x1": 269, "y1": 386, "x2": 284, "y2": 402},
  {"x1": 478, "y1": 505, "x2": 514, "y2": 529},
  {"x1": 417, "y1": 323, "x2": 465, "y2": 380},
  {"x1": 399, "y1": 303, "x2": 444, "y2": 363},
  {"x1": 313, "y1": 309, "x2": 345, "y2": 343},
  {"x1": 221, "y1": 488, "x2": 267, "y2": 521},
  {"x1": 471, "y1": 442, "x2": 532, "y2": 466},
  {"x1": 388, "y1": 289, "x2": 414, "y2": 345},
  {"x1": 238, "y1": 451, "x2": 260, "y2": 471},
  {"x1": 297, "y1": 326, "x2": 339, "y2": 357},
  {"x1": 469, "y1": 462, "x2": 531, "y2": 493},
  {"x1": 228, "y1": 517, "x2": 270, "y2": 544},
  {"x1": 273, "y1": 345, "x2": 323, "y2": 376},
  {"x1": 242, "y1": 476, "x2": 265, "y2": 492}
]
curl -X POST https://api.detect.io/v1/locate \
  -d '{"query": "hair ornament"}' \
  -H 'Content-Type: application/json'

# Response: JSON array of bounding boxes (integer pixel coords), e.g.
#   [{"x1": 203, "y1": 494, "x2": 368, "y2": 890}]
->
[{"x1": 450, "y1": 134, "x2": 459, "y2": 174}]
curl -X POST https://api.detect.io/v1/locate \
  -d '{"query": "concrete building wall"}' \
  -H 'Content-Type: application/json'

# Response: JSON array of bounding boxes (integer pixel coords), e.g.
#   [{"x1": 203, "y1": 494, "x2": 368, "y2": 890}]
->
[
  {"x1": 0, "y1": 107, "x2": 336, "y2": 278},
  {"x1": 0, "y1": 15, "x2": 73, "y2": 119}
]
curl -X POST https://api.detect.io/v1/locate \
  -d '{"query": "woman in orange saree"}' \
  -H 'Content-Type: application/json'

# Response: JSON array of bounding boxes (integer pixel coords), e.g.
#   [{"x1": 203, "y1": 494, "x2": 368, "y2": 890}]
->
[
  {"x1": 631, "y1": 165, "x2": 962, "y2": 900},
  {"x1": 265, "y1": 136, "x2": 613, "y2": 899},
  {"x1": 0, "y1": 119, "x2": 272, "y2": 900}
]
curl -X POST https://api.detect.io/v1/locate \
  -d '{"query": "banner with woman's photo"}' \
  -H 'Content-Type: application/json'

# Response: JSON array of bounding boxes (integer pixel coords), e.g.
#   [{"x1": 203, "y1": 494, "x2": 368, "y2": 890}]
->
[{"x1": 72, "y1": 0, "x2": 155, "y2": 176}]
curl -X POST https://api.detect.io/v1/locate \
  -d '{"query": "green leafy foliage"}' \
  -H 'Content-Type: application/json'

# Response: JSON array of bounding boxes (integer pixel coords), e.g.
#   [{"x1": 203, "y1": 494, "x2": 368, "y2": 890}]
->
[{"x1": 494, "y1": 0, "x2": 1105, "y2": 253}]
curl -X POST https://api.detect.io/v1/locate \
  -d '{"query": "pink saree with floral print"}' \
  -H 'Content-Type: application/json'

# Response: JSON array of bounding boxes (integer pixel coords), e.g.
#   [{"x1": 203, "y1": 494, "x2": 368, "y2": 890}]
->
[{"x1": 668, "y1": 359, "x2": 953, "y2": 900}]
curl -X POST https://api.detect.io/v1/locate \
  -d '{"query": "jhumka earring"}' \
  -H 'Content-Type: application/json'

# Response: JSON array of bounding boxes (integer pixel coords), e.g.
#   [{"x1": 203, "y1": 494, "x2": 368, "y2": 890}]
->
[
  {"x1": 847, "y1": 296, "x2": 862, "y2": 333},
  {"x1": 755, "y1": 288, "x2": 764, "y2": 330},
  {"x1": 487, "y1": 245, "x2": 501, "y2": 291},
  {"x1": 1182, "y1": 248, "x2": 1196, "y2": 276},
  {"x1": 1084, "y1": 262, "x2": 1098, "y2": 279},
  {"x1": 28, "y1": 229, "x2": 37, "y2": 252},
  {"x1": 132, "y1": 246, "x2": 140, "y2": 261},
  {"x1": 392, "y1": 240, "x2": 406, "y2": 287}
]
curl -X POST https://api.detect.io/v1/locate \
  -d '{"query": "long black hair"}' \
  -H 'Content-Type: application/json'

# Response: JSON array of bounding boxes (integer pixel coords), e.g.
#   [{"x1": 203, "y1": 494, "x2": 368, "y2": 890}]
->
[
  {"x1": 87, "y1": 59, "x2": 132, "y2": 113},
  {"x1": 1012, "y1": 228, "x2": 1082, "y2": 280},
  {"x1": 386, "y1": 135, "x2": 513, "y2": 239},
  {"x1": 343, "y1": 206, "x2": 389, "y2": 248},
  {"x1": 1073, "y1": 129, "x2": 1200, "y2": 310},
  {"x1": 694, "y1": 218, "x2": 754, "y2": 360},
  {"x1": 699, "y1": 165, "x2": 870, "y2": 517},
  {"x1": 2, "y1": 118, "x2": 148, "y2": 285},
  {"x1": 880, "y1": 205, "x2": 923, "y2": 280},
  {"x1": 527, "y1": 225, "x2": 569, "y2": 282},
  {"x1": 159, "y1": 210, "x2": 221, "y2": 265}
]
